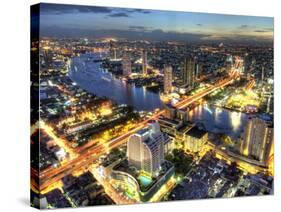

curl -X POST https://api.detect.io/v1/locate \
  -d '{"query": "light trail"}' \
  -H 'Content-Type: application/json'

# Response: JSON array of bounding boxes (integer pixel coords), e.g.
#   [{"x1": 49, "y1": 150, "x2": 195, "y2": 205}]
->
[
  {"x1": 35, "y1": 75, "x2": 237, "y2": 193},
  {"x1": 40, "y1": 121, "x2": 78, "y2": 160}
]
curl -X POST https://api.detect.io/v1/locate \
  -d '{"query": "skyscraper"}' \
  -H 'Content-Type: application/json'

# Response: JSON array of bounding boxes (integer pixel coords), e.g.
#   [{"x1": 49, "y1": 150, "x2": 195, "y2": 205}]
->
[
  {"x1": 109, "y1": 40, "x2": 117, "y2": 60},
  {"x1": 42, "y1": 48, "x2": 53, "y2": 68},
  {"x1": 182, "y1": 57, "x2": 195, "y2": 88},
  {"x1": 261, "y1": 66, "x2": 265, "y2": 82},
  {"x1": 142, "y1": 50, "x2": 147, "y2": 75},
  {"x1": 164, "y1": 65, "x2": 173, "y2": 94},
  {"x1": 195, "y1": 62, "x2": 203, "y2": 79},
  {"x1": 240, "y1": 117, "x2": 274, "y2": 166},
  {"x1": 122, "y1": 53, "x2": 131, "y2": 77},
  {"x1": 225, "y1": 55, "x2": 233, "y2": 73},
  {"x1": 127, "y1": 121, "x2": 167, "y2": 177}
]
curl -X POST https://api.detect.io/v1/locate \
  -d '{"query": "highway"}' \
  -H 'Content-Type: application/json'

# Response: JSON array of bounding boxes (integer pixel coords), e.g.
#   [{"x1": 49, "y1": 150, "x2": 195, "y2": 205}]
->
[{"x1": 34, "y1": 75, "x2": 236, "y2": 193}]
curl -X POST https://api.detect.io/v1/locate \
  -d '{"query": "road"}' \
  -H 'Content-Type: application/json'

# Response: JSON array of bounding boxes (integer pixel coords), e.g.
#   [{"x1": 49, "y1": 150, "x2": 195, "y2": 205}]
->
[{"x1": 34, "y1": 75, "x2": 236, "y2": 193}]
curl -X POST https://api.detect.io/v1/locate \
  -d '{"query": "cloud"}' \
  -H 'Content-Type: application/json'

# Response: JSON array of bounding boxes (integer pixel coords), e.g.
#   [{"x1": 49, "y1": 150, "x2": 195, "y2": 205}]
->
[
  {"x1": 196, "y1": 24, "x2": 203, "y2": 26},
  {"x1": 128, "y1": 25, "x2": 152, "y2": 31},
  {"x1": 107, "y1": 8, "x2": 151, "y2": 18},
  {"x1": 254, "y1": 30, "x2": 270, "y2": 33},
  {"x1": 108, "y1": 12, "x2": 130, "y2": 18},
  {"x1": 41, "y1": 3, "x2": 112, "y2": 15},
  {"x1": 201, "y1": 34, "x2": 227, "y2": 40},
  {"x1": 41, "y1": 25, "x2": 273, "y2": 44},
  {"x1": 265, "y1": 27, "x2": 274, "y2": 31},
  {"x1": 201, "y1": 33, "x2": 273, "y2": 43},
  {"x1": 239, "y1": 24, "x2": 250, "y2": 28},
  {"x1": 254, "y1": 28, "x2": 273, "y2": 33},
  {"x1": 130, "y1": 9, "x2": 151, "y2": 14},
  {"x1": 40, "y1": 25, "x2": 208, "y2": 42}
]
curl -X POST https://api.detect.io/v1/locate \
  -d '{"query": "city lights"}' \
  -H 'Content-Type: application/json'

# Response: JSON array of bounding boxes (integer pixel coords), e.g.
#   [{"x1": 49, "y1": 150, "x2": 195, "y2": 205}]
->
[{"x1": 31, "y1": 3, "x2": 274, "y2": 209}]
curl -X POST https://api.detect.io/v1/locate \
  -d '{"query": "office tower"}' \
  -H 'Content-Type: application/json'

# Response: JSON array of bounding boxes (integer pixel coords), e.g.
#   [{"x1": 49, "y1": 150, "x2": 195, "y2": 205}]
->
[
  {"x1": 261, "y1": 66, "x2": 265, "y2": 82},
  {"x1": 177, "y1": 109, "x2": 188, "y2": 124},
  {"x1": 127, "y1": 121, "x2": 166, "y2": 176},
  {"x1": 244, "y1": 54, "x2": 250, "y2": 74},
  {"x1": 109, "y1": 40, "x2": 117, "y2": 60},
  {"x1": 42, "y1": 48, "x2": 53, "y2": 68},
  {"x1": 195, "y1": 62, "x2": 203, "y2": 79},
  {"x1": 266, "y1": 94, "x2": 273, "y2": 114},
  {"x1": 142, "y1": 50, "x2": 147, "y2": 75},
  {"x1": 240, "y1": 117, "x2": 274, "y2": 166},
  {"x1": 225, "y1": 55, "x2": 233, "y2": 73},
  {"x1": 122, "y1": 53, "x2": 131, "y2": 77},
  {"x1": 184, "y1": 126, "x2": 208, "y2": 153},
  {"x1": 182, "y1": 57, "x2": 195, "y2": 88},
  {"x1": 163, "y1": 104, "x2": 177, "y2": 119},
  {"x1": 164, "y1": 65, "x2": 173, "y2": 94}
]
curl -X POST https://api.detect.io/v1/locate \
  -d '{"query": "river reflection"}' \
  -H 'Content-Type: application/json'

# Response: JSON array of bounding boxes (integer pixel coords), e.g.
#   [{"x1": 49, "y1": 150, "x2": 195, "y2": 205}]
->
[
  {"x1": 69, "y1": 53, "x2": 164, "y2": 111},
  {"x1": 188, "y1": 104, "x2": 248, "y2": 138},
  {"x1": 69, "y1": 53, "x2": 248, "y2": 138}
]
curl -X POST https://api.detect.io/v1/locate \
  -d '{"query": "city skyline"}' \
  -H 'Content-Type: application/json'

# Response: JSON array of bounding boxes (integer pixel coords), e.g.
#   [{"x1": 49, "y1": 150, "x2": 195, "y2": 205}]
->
[
  {"x1": 31, "y1": 3, "x2": 274, "y2": 209},
  {"x1": 39, "y1": 3, "x2": 273, "y2": 42}
]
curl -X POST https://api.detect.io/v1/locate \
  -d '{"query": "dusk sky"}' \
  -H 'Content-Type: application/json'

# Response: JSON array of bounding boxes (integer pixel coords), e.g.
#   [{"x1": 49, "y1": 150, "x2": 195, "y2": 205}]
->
[{"x1": 39, "y1": 3, "x2": 273, "y2": 42}]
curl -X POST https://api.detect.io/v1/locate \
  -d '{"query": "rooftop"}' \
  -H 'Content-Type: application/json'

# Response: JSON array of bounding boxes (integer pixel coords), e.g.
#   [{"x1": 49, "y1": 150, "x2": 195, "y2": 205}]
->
[
  {"x1": 113, "y1": 159, "x2": 174, "y2": 192},
  {"x1": 186, "y1": 126, "x2": 207, "y2": 139},
  {"x1": 136, "y1": 128, "x2": 149, "y2": 137}
]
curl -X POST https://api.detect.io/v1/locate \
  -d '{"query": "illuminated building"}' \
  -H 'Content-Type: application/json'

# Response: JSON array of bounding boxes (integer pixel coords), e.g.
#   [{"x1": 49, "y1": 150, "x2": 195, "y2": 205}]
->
[
  {"x1": 142, "y1": 50, "x2": 147, "y2": 75},
  {"x1": 162, "y1": 104, "x2": 188, "y2": 123},
  {"x1": 182, "y1": 56, "x2": 195, "y2": 89},
  {"x1": 240, "y1": 117, "x2": 274, "y2": 166},
  {"x1": 225, "y1": 54, "x2": 233, "y2": 73},
  {"x1": 109, "y1": 40, "x2": 117, "y2": 60},
  {"x1": 42, "y1": 48, "x2": 53, "y2": 68},
  {"x1": 163, "y1": 104, "x2": 177, "y2": 120},
  {"x1": 159, "y1": 104, "x2": 189, "y2": 137},
  {"x1": 164, "y1": 65, "x2": 173, "y2": 94},
  {"x1": 261, "y1": 66, "x2": 265, "y2": 82},
  {"x1": 127, "y1": 120, "x2": 169, "y2": 177},
  {"x1": 122, "y1": 53, "x2": 131, "y2": 77},
  {"x1": 111, "y1": 120, "x2": 174, "y2": 202},
  {"x1": 54, "y1": 147, "x2": 67, "y2": 161},
  {"x1": 195, "y1": 62, "x2": 203, "y2": 79},
  {"x1": 65, "y1": 120, "x2": 93, "y2": 135},
  {"x1": 184, "y1": 126, "x2": 208, "y2": 153}
]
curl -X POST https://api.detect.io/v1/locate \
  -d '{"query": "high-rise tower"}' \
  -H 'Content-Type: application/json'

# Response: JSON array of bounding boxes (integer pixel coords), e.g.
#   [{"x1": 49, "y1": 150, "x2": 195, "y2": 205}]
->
[
  {"x1": 164, "y1": 65, "x2": 173, "y2": 94},
  {"x1": 240, "y1": 117, "x2": 273, "y2": 166},
  {"x1": 142, "y1": 50, "x2": 147, "y2": 75},
  {"x1": 122, "y1": 53, "x2": 131, "y2": 77},
  {"x1": 182, "y1": 57, "x2": 195, "y2": 88}
]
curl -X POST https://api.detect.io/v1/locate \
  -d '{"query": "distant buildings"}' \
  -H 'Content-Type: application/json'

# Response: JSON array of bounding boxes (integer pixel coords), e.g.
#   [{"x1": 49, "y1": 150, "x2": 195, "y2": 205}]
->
[
  {"x1": 240, "y1": 117, "x2": 273, "y2": 166},
  {"x1": 182, "y1": 56, "x2": 195, "y2": 89},
  {"x1": 142, "y1": 50, "x2": 147, "y2": 75},
  {"x1": 184, "y1": 126, "x2": 208, "y2": 153},
  {"x1": 109, "y1": 40, "x2": 117, "y2": 60},
  {"x1": 127, "y1": 120, "x2": 170, "y2": 177},
  {"x1": 163, "y1": 65, "x2": 173, "y2": 94},
  {"x1": 42, "y1": 48, "x2": 53, "y2": 68},
  {"x1": 225, "y1": 55, "x2": 233, "y2": 73},
  {"x1": 122, "y1": 53, "x2": 131, "y2": 77}
]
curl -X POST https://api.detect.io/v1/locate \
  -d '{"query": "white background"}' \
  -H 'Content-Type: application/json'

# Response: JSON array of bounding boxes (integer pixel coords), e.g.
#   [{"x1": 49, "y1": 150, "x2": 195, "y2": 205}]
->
[{"x1": 0, "y1": 0, "x2": 280, "y2": 211}]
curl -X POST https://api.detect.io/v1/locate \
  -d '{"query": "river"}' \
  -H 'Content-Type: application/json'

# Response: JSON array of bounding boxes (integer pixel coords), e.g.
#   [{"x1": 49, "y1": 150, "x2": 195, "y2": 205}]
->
[
  {"x1": 69, "y1": 53, "x2": 163, "y2": 111},
  {"x1": 69, "y1": 53, "x2": 248, "y2": 138}
]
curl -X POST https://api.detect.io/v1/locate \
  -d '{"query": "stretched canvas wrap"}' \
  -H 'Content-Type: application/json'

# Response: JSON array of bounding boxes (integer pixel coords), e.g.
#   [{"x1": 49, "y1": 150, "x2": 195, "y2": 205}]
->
[{"x1": 30, "y1": 3, "x2": 274, "y2": 209}]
